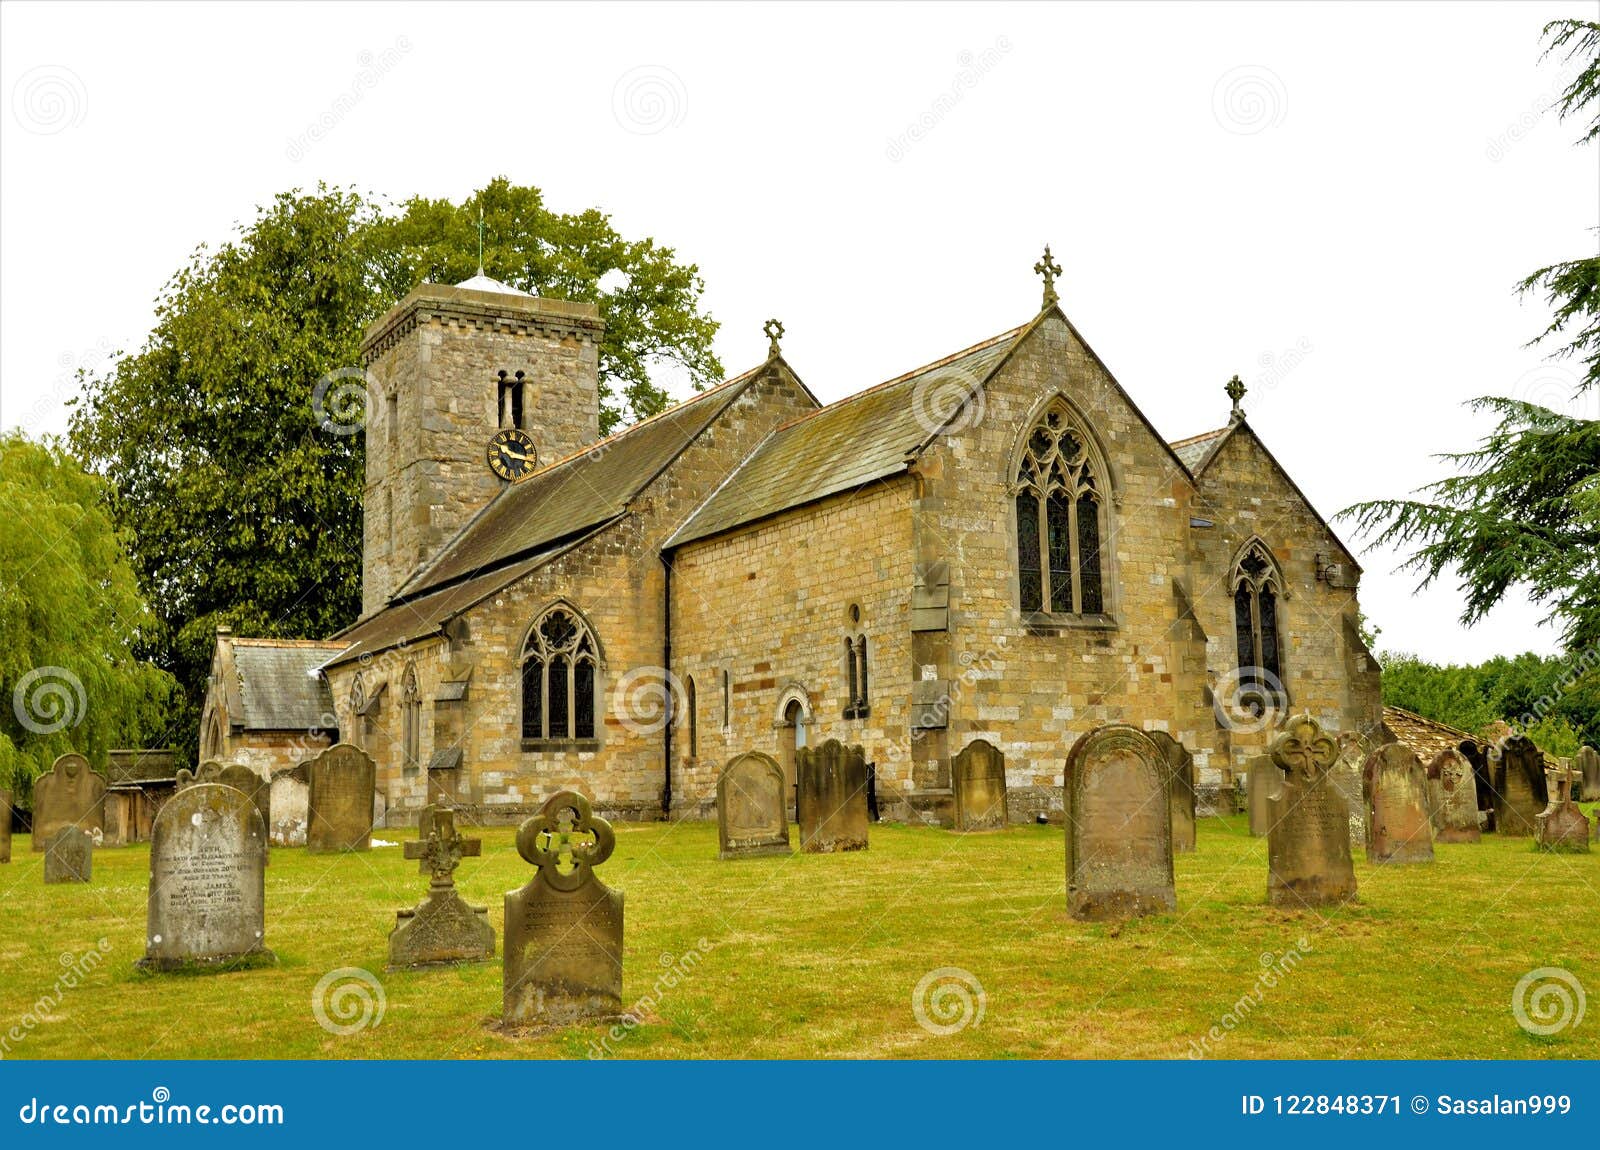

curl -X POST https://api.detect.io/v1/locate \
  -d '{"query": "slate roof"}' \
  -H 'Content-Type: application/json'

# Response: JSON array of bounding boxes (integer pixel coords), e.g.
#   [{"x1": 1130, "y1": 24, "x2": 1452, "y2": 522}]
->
[
  {"x1": 666, "y1": 328, "x2": 1025, "y2": 547},
  {"x1": 1169, "y1": 427, "x2": 1231, "y2": 471},
  {"x1": 1383, "y1": 705, "x2": 1483, "y2": 761},
  {"x1": 231, "y1": 639, "x2": 343, "y2": 730}
]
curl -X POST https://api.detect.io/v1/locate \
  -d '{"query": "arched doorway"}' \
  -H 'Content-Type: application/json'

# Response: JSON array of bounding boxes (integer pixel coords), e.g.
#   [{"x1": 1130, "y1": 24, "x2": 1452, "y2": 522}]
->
[{"x1": 779, "y1": 699, "x2": 808, "y2": 822}]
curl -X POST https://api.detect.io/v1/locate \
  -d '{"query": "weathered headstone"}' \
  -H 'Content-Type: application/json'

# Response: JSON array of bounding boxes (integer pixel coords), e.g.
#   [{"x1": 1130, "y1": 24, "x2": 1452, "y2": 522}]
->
[
  {"x1": 1490, "y1": 734, "x2": 1548, "y2": 837},
  {"x1": 952, "y1": 739, "x2": 1009, "y2": 832},
  {"x1": 1425, "y1": 748, "x2": 1481, "y2": 844},
  {"x1": 390, "y1": 804, "x2": 494, "y2": 969},
  {"x1": 1246, "y1": 754, "x2": 1282, "y2": 837},
  {"x1": 1064, "y1": 725, "x2": 1175, "y2": 920},
  {"x1": 1331, "y1": 734, "x2": 1370, "y2": 852},
  {"x1": 1576, "y1": 745, "x2": 1599, "y2": 802},
  {"x1": 0, "y1": 789, "x2": 11, "y2": 864},
  {"x1": 1147, "y1": 732, "x2": 1196, "y2": 853},
  {"x1": 178, "y1": 761, "x2": 271, "y2": 841},
  {"x1": 796, "y1": 739, "x2": 869, "y2": 853},
  {"x1": 43, "y1": 826, "x2": 93, "y2": 883},
  {"x1": 504, "y1": 791, "x2": 622, "y2": 1026},
  {"x1": 1266, "y1": 714, "x2": 1358, "y2": 908},
  {"x1": 138, "y1": 783, "x2": 271, "y2": 971},
  {"x1": 31, "y1": 753, "x2": 106, "y2": 851},
  {"x1": 305, "y1": 743, "x2": 375, "y2": 853},
  {"x1": 1363, "y1": 744, "x2": 1435, "y2": 864},
  {"x1": 1535, "y1": 771, "x2": 1592, "y2": 854},
  {"x1": 717, "y1": 752, "x2": 792, "y2": 859},
  {"x1": 269, "y1": 765, "x2": 309, "y2": 847}
]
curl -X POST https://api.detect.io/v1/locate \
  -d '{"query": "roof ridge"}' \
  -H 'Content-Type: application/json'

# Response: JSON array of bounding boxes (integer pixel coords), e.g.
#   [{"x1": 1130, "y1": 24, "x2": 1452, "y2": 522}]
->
[
  {"x1": 1169, "y1": 426, "x2": 1232, "y2": 448},
  {"x1": 231, "y1": 638, "x2": 348, "y2": 649}
]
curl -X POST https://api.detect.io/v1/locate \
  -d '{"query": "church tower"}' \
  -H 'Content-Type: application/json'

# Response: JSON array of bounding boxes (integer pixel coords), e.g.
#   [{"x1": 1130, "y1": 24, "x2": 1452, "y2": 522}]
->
[{"x1": 358, "y1": 274, "x2": 603, "y2": 617}]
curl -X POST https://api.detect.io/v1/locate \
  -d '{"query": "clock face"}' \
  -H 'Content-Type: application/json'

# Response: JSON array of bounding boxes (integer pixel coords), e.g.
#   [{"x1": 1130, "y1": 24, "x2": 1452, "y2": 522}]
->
[{"x1": 487, "y1": 429, "x2": 537, "y2": 482}]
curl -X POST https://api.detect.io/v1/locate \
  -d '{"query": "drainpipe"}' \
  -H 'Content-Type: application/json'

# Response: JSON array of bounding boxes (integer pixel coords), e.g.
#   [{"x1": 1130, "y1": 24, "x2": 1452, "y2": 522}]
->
[{"x1": 660, "y1": 548, "x2": 673, "y2": 820}]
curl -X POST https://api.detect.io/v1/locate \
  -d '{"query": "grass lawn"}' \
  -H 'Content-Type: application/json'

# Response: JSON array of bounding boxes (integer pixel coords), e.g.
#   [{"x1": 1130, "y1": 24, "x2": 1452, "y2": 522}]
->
[{"x1": 1, "y1": 811, "x2": 1596, "y2": 1060}]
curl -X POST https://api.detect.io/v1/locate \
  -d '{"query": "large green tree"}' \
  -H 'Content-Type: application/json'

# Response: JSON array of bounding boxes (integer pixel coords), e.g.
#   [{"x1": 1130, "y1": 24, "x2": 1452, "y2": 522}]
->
[
  {"x1": 1344, "y1": 20, "x2": 1600, "y2": 648},
  {"x1": 0, "y1": 432, "x2": 174, "y2": 794},
  {"x1": 69, "y1": 179, "x2": 722, "y2": 757}
]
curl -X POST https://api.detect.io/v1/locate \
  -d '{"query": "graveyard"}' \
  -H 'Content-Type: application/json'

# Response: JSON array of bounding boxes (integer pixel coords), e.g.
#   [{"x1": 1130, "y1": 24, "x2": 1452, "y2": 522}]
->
[{"x1": 1, "y1": 804, "x2": 1595, "y2": 1060}]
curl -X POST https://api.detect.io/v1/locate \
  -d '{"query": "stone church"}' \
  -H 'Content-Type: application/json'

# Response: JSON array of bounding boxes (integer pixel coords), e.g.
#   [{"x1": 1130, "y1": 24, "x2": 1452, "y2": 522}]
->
[{"x1": 202, "y1": 253, "x2": 1381, "y2": 826}]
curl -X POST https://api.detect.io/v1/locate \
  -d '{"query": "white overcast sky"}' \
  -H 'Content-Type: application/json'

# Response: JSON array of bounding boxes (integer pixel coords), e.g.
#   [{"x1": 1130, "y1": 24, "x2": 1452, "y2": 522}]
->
[{"x1": 2, "y1": 1, "x2": 1595, "y2": 663}]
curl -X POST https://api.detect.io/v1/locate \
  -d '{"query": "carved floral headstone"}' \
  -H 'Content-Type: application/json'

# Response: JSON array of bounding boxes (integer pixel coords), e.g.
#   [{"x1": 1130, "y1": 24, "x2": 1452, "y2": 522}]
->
[
  {"x1": 305, "y1": 743, "x2": 375, "y2": 853},
  {"x1": 1491, "y1": 735, "x2": 1549, "y2": 837},
  {"x1": 796, "y1": 739, "x2": 869, "y2": 853},
  {"x1": 503, "y1": 791, "x2": 623, "y2": 1026},
  {"x1": 1363, "y1": 744, "x2": 1435, "y2": 864},
  {"x1": 1425, "y1": 748, "x2": 1481, "y2": 844},
  {"x1": 43, "y1": 826, "x2": 92, "y2": 883},
  {"x1": 952, "y1": 739, "x2": 1009, "y2": 831},
  {"x1": 390, "y1": 804, "x2": 494, "y2": 969},
  {"x1": 717, "y1": 752, "x2": 792, "y2": 859},
  {"x1": 1147, "y1": 731, "x2": 1196, "y2": 853},
  {"x1": 31, "y1": 754, "x2": 105, "y2": 851},
  {"x1": 1064, "y1": 725, "x2": 1175, "y2": 921},
  {"x1": 1266, "y1": 715, "x2": 1358, "y2": 908}
]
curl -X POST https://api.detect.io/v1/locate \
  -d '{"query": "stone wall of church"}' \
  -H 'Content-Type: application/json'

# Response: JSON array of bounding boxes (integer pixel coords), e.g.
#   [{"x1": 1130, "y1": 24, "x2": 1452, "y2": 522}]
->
[
  {"x1": 223, "y1": 730, "x2": 336, "y2": 787},
  {"x1": 667, "y1": 479, "x2": 917, "y2": 817}
]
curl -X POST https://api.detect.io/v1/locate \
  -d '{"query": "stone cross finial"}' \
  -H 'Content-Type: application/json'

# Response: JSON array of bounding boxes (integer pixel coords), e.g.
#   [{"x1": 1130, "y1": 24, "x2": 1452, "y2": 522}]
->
[
  {"x1": 763, "y1": 318, "x2": 784, "y2": 358},
  {"x1": 404, "y1": 807, "x2": 481, "y2": 889},
  {"x1": 1226, "y1": 374, "x2": 1247, "y2": 422},
  {"x1": 1034, "y1": 246, "x2": 1062, "y2": 308}
]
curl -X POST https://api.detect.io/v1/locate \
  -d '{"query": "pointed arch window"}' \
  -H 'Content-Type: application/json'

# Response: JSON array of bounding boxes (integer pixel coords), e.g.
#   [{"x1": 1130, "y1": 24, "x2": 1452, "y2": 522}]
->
[
  {"x1": 1233, "y1": 541, "x2": 1285, "y2": 690},
  {"x1": 401, "y1": 663, "x2": 421, "y2": 774},
  {"x1": 521, "y1": 606, "x2": 599, "y2": 744},
  {"x1": 1014, "y1": 403, "x2": 1108, "y2": 616},
  {"x1": 685, "y1": 675, "x2": 699, "y2": 759}
]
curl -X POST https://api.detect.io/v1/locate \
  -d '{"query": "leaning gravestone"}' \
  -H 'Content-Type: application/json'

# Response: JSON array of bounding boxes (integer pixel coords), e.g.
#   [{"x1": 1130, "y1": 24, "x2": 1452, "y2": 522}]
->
[
  {"x1": 43, "y1": 826, "x2": 92, "y2": 883},
  {"x1": 1576, "y1": 745, "x2": 1600, "y2": 803},
  {"x1": 31, "y1": 753, "x2": 106, "y2": 851},
  {"x1": 138, "y1": 783, "x2": 271, "y2": 971},
  {"x1": 1535, "y1": 771, "x2": 1592, "y2": 854},
  {"x1": 504, "y1": 791, "x2": 622, "y2": 1025},
  {"x1": 0, "y1": 789, "x2": 11, "y2": 864},
  {"x1": 717, "y1": 752, "x2": 792, "y2": 859},
  {"x1": 305, "y1": 743, "x2": 375, "y2": 853},
  {"x1": 1147, "y1": 732, "x2": 1196, "y2": 853},
  {"x1": 1425, "y1": 748, "x2": 1481, "y2": 844},
  {"x1": 390, "y1": 805, "x2": 493, "y2": 969},
  {"x1": 1246, "y1": 754, "x2": 1282, "y2": 837},
  {"x1": 952, "y1": 739, "x2": 1008, "y2": 832},
  {"x1": 269, "y1": 764, "x2": 309, "y2": 847},
  {"x1": 1266, "y1": 714, "x2": 1357, "y2": 908},
  {"x1": 1064, "y1": 725, "x2": 1175, "y2": 920},
  {"x1": 178, "y1": 761, "x2": 270, "y2": 842},
  {"x1": 1491, "y1": 735, "x2": 1548, "y2": 837},
  {"x1": 796, "y1": 739, "x2": 869, "y2": 853},
  {"x1": 1363, "y1": 744, "x2": 1435, "y2": 864}
]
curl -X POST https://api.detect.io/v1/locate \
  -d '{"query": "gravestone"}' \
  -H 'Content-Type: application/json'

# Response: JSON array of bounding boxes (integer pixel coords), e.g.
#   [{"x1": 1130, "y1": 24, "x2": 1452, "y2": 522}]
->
[
  {"x1": 31, "y1": 753, "x2": 106, "y2": 851},
  {"x1": 1363, "y1": 744, "x2": 1435, "y2": 864},
  {"x1": 1576, "y1": 746, "x2": 1599, "y2": 802},
  {"x1": 0, "y1": 789, "x2": 11, "y2": 864},
  {"x1": 1425, "y1": 748, "x2": 1481, "y2": 844},
  {"x1": 138, "y1": 783, "x2": 271, "y2": 971},
  {"x1": 305, "y1": 743, "x2": 375, "y2": 853},
  {"x1": 178, "y1": 761, "x2": 270, "y2": 840},
  {"x1": 390, "y1": 804, "x2": 494, "y2": 969},
  {"x1": 1064, "y1": 725, "x2": 1175, "y2": 921},
  {"x1": 1535, "y1": 771, "x2": 1592, "y2": 854},
  {"x1": 269, "y1": 765, "x2": 309, "y2": 847},
  {"x1": 952, "y1": 739, "x2": 1009, "y2": 832},
  {"x1": 1246, "y1": 754, "x2": 1282, "y2": 837},
  {"x1": 503, "y1": 791, "x2": 623, "y2": 1026},
  {"x1": 716, "y1": 752, "x2": 792, "y2": 859},
  {"x1": 796, "y1": 739, "x2": 869, "y2": 853},
  {"x1": 1331, "y1": 735, "x2": 1371, "y2": 852},
  {"x1": 1491, "y1": 735, "x2": 1548, "y2": 837},
  {"x1": 1147, "y1": 732, "x2": 1196, "y2": 853},
  {"x1": 43, "y1": 826, "x2": 92, "y2": 883},
  {"x1": 1266, "y1": 714, "x2": 1358, "y2": 908}
]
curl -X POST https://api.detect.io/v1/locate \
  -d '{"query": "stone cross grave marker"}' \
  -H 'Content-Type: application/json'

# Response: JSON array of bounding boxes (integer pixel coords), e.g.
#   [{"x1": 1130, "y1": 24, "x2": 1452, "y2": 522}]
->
[
  {"x1": 1425, "y1": 748, "x2": 1481, "y2": 844},
  {"x1": 390, "y1": 804, "x2": 494, "y2": 969},
  {"x1": 503, "y1": 791, "x2": 623, "y2": 1026},
  {"x1": 1363, "y1": 744, "x2": 1435, "y2": 864},
  {"x1": 138, "y1": 783, "x2": 271, "y2": 971},
  {"x1": 1266, "y1": 714, "x2": 1358, "y2": 908},
  {"x1": 31, "y1": 753, "x2": 105, "y2": 851},
  {"x1": 796, "y1": 739, "x2": 870, "y2": 853},
  {"x1": 1536, "y1": 769, "x2": 1592, "y2": 854},
  {"x1": 43, "y1": 826, "x2": 92, "y2": 883},
  {"x1": 1147, "y1": 731, "x2": 1196, "y2": 853},
  {"x1": 1064, "y1": 724, "x2": 1175, "y2": 921},
  {"x1": 1490, "y1": 735, "x2": 1548, "y2": 837},
  {"x1": 952, "y1": 739, "x2": 1009, "y2": 832},
  {"x1": 717, "y1": 752, "x2": 792, "y2": 859},
  {"x1": 306, "y1": 743, "x2": 376, "y2": 853}
]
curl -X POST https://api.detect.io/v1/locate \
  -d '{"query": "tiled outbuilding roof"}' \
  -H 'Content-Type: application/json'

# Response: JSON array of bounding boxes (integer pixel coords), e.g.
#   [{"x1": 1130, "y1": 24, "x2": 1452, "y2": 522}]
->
[
  {"x1": 231, "y1": 639, "x2": 343, "y2": 730},
  {"x1": 1382, "y1": 705, "x2": 1482, "y2": 761}
]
